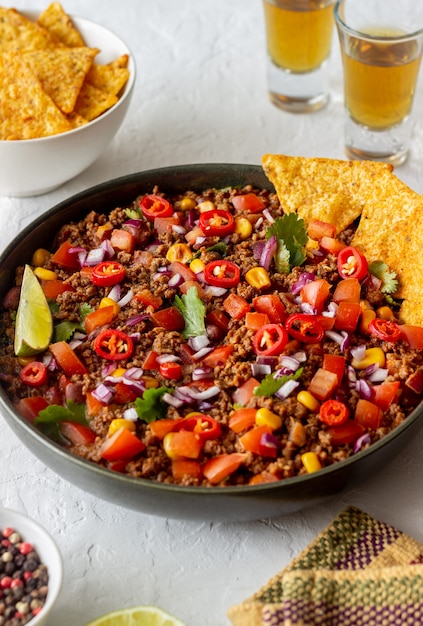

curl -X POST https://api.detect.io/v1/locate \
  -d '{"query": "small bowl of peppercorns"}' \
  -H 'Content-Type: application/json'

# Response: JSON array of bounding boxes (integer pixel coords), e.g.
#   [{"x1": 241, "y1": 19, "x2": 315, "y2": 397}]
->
[{"x1": 0, "y1": 508, "x2": 63, "y2": 626}]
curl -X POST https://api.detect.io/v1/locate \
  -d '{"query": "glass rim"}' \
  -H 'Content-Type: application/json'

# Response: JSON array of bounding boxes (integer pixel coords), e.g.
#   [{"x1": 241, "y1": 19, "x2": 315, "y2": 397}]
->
[{"x1": 334, "y1": 0, "x2": 423, "y2": 43}]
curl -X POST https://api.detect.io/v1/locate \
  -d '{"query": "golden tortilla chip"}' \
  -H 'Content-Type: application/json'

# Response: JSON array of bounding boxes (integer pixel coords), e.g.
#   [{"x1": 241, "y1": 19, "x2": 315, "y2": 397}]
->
[
  {"x1": 0, "y1": 52, "x2": 72, "y2": 140},
  {"x1": 22, "y1": 47, "x2": 98, "y2": 114},
  {"x1": 261, "y1": 154, "x2": 394, "y2": 234},
  {"x1": 37, "y1": 2, "x2": 85, "y2": 48},
  {"x1": 86, "y1": 54, "x2": 130, "y2": 95},
  {"x1": 74, "y1": 81, "x2": 118, "y2": 121},
  {"x1": 66, "y1": 110, "x2": 88, "y2": 129},
  {"x1": 0, "y1": 7, "x2": 57, "y2": 52}
]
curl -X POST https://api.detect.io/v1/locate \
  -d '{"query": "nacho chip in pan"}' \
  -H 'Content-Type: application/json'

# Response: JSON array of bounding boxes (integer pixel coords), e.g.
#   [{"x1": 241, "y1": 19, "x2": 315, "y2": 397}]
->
[
  {"x1": 0, "y1": 7, "x2": 57, "y2": 52},
  {"x1": 22, "y1": 46, "x2": 99, "y2": 114},
  {"x1": 261, "y1": 154, "x2": 394, "y2": 234},
  {"x1": 37, "y1": 1, "x2": 85, "y2": 48},
  {"x1": 86, "y1": 54, "x2": 130, "y2": 96},
  {"x1": 74, "y1": 81, "x2": 118, "y2": 121},
  {"x1": 0, "y1": 52, "x2": 72, "y2": 140}
]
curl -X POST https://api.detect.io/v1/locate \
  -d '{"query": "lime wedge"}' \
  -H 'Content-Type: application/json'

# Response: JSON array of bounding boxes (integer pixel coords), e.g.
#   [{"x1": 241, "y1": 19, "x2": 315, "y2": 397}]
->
[
  {"x1": 84, "y1": 606, "x2": 186, "y2": 626},
  {"x1": 14, "y1": 264, "x2": 53, "y2": 357}
]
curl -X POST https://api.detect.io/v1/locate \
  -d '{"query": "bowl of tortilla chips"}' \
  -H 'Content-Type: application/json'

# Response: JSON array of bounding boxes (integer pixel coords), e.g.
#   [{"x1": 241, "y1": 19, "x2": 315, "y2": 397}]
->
[{"x1": 0, "y1": 3, "x2": 135, "y2": 197}]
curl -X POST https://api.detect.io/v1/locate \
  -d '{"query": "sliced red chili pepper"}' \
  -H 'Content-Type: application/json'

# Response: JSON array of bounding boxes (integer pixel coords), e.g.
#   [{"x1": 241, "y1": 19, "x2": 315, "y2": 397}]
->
[
  {"x1": 204, "y1": 260, "x2": 241, "y2": 288},
  {"x1": 19, "y1": 361, "x2": 47, "y2": 388},
  {"x1": 319, "y1": 399, "x2": 349, "y2": 426},
  {"x1": 368, "y1": 318, "x2": 401, "y2": 342},
  {"x1": 179, "y1": 414, "x2": 221, "y2": 441},
  {"x1": 139, "y1": 194, "x2": 173, "y2": 221},
  {"x1": 285, "y1": 314, "x2": 324, "y2": 344},
  {"x1": 91, "y1": 261, "x2": 125, "y2": 287},
  {"x1": 337, "y1": 246, "x2": 368, "y2": 281},
  {"x1": 93, "y1": 329, "x2": 134, "y2": 361},
  {"x1": 159, "y1": 361, "x2": 183, "y2": 380},
  {"x1": 199, "y1": 209, "x2": 235, "y2": 237},
  {"x1": 252, "y1": 324, "x2": 288, "y2": 357}
]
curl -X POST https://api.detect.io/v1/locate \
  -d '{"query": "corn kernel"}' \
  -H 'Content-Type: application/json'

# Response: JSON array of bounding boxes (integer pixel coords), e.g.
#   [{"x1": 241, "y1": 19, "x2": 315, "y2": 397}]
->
[
  {"x1": 234, "y1": 216, "x2": 253, "y2": 240},
  {"x1": 111, "y1": 367, "x2": 126, "y2": 378},
  {"x1": 197, "y1": 200, "x2": 216, "y2": 213},
  {"x1": 255, "y1": 407, "x2": 282, "y2": 430},
  {"x1": 99, "y1": 297, "x2": 120, "y2": 316},
  {"x1": 360, "y1": 308, "x2": 376, "y2": 334},
  {"x1": 297, "y1": 390, "x2": 320, "y2": 412},
  {"x1": 96, "y1": 222, "x2": 113, "y2": 240},
  {"x1": 33, "y1": 267, "x2": 57, "y2": 281},
  {"x1": 245, "y1": 267, "x2": 271, "y2": 290},
  {"x1": 301, "y1": 452, "x2": 322, "y2": 473},
  {"x1": 190, "y1": 258, "x2": 206, "y2": 274},
  {"x1": 163, "y1": 432, "x2": 179, "y2": 459},
  {"x1": 107, "y1": 419, "x2": 136, "y2": 438},
  {"x1": 17, "y1": 356, "x2": 37, "y2": 367},
  {"x1": 352, "y1": 347, "x2": 386, "y2": 370},
  {"x1": 31, "y1": 248, "x2": 51, "y2": 267},
  {"x1": 376, "y1": 306, "x2": 396, "y2": 321},
  {"x1": 179, "y1": 197, "x2": 197, "y2": 211},
  {"x1": 141, "y1": 375, "x2": 160, "y2": 389},
  {"x1": 166, "y1": 243, "x2": 193, "y2": 264}
]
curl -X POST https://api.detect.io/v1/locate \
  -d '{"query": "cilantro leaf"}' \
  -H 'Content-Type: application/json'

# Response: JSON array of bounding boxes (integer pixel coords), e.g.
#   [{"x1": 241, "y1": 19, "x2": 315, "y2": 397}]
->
[
  {"x1": 35, "y1": 401, "x2": 88, "y2": 443},
  {"x1": 135, "y1": 386, "x2": 172, "y2": 423},
  {"x1": 53, "y1": 320, "x2": 84, "y2": 342},
  {"x1": 192, "y1": 241, "x2": 228, "y2": 260},
  {"x1": 253, "y1": 368, "x2": 303, "y2": 398},
  {"x1": 174, "y1": 286, "x2": 206, "y2": 338},
  {"x1": 79, "y1": 303, "x2": 94, "y2": 319},
  {"x1": 369, "y1": 261, "x2": 398, "y2": 294},
  {"x1": 266, "y1": 214, "x2": 307, "y2": 273},
  {"x1": 125, "y1": 207, "x2": 142, "y2": 220}
]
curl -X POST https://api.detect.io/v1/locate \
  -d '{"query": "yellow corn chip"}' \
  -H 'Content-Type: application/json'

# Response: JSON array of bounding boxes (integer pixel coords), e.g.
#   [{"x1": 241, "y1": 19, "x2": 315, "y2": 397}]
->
[
  {"x1": 74, "y1": 81, "x2": 118, "y2": 121},
  {"x1": 0, "y1": 7, "x2": 57, "y2": 52},
  {"x1": 0, "y1": 52, "x2": 72, "y2": 139},
  {"x1": 22, "y1": 47, "x2": 98, "y2": 114},
  {"x1": 37, "y1": 2, "x2": 85, "y2": 47},
  {"x1": 66, "y1": 111, "x2": 88, "y2": 129},
  {"x1": 261, "y1": 154, "x2": 394, "y2": 234},
  {"x1": 86, "y1": 54, "x2": 130, "y2": 95}
]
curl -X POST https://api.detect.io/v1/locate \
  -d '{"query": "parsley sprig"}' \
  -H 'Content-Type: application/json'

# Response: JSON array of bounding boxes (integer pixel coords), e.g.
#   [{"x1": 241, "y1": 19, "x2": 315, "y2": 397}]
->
[{"x1": 266, "y1": 214, "x2": 307, "y2": 273}]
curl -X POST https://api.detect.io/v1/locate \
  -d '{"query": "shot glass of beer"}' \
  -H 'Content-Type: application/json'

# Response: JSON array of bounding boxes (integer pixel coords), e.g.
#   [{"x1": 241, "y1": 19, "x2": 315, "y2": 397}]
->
[
  {"x1": 335, "y1": 0, "x2": 423, "y2": 166},
  {"x1": 263, "y1": 0, "x2": 336, "y2": 113}
]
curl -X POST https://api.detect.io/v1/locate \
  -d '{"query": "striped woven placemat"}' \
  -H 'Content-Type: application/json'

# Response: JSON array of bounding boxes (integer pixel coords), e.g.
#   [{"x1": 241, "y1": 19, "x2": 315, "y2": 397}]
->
[{"x1": 228, "y1": 506, "x2": 423, "y2": 626}]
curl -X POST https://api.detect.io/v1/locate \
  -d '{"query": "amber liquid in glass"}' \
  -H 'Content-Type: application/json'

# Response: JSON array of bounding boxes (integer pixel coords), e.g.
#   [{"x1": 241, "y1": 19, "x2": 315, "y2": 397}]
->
[{"x1": 263, "y1": 0, "x2": 334, "y2": 73}]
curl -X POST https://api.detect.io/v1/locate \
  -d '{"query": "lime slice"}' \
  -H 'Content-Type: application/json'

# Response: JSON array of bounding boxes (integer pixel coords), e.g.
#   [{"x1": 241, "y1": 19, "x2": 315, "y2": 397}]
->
[
  {"x1": 84, "y1": 606, "x2": 186, "y2": 626},
  {"x1": 14, "y1": 264, "x2": 53, "y2": 357}
]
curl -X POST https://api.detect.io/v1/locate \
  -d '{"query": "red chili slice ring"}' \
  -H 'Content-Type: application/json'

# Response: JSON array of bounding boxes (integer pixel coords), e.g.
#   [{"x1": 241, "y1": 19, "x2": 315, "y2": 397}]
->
[
  {"x1": 178, "y1": 414, "x2": 222, "y2": 441},
  {"x1": 204, "y1": 260, "x2": 241, "y2": 288},
  {"x1": 285, "y1": 314, "x2": 324, "y2": 344},
  {"x1": 368, "y1": 318, "x2": 401, "y2": 342},
  {"x1": 337, "y1": 246, "x2": 368, "y2": 281},
  {"x1": 319, "y1": 399, "x2": 349, "y2": 426},
  {"x1": 139, "y1": 194, "x2": 174, "y2": 221},
  {"x1": 199, "y1": 209, "x2": 235, "y2": 237},
  {"x1": 19, "y1": 361, "x2": 47, "y2": 387},
  {"x1": 91, "y1": 261, "x2": 125, "y2": 287},
  {"x1": 93, "y1": 329, "x2": 134, "y2": 361},
  {"x1": 252, "y1": 323, "x2": 288, "y2": 356}
]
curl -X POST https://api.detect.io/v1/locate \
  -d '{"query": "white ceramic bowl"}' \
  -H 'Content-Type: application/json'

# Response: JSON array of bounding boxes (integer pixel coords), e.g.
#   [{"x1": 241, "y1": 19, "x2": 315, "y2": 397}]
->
[
  {"x1": 0, "y1": 14, "x2": 136, "y2": 197},
  {"x1": 0, "y1": 507, "x2": 63, "y2": 626}
]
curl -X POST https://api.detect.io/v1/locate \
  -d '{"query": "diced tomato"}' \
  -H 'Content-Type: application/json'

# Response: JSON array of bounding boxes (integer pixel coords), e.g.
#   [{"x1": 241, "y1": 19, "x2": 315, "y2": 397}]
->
[
  {"x1": 322, "y1": 354, "x2": 346, "y2": 385},
  {"x1": 354, "y1": 398, "x2": 382, "y2": 430},
  {"x1": 164, "y1": 430, "x2": 204, "y2": 459},
  {"x1": 202, "y1": 453, "x2": 247, "y2": 484},
  {"x1": 332, "y1": 278, "x2": 361, "y2": 304},
  {"x1": 41, "y1": 279, "x2": 74, "y2": 300},
  {"x1": 159, "y1": 361, "x2": 183, "y2": 380},
  {"x1": 100, "y1": 427, "x2": 145, "y2": 461},
  {"x1": 168, "y1": 261, "x2": 196, "y2": 283},
  {"x1": 51, "y1": 240, "x2": 80, "y2": 270},
  {"x1": 245, "y1": 312, "x2": 270, "y2": 331},
  {"x1": 315, "y1": 314, "x2": 335, "y2": 331},
  {"x1": 253, "y1": 294, "x2": 286, "y2": 324},
  {"x1": 228, "y1": 408, "x2": 257, "y2": 433},
  {"x1": 328, "y1": 420, "x2": 365, "y2": 445},
  {"x1": 232, "y1": 377, "x2": 260, "y2": 406},
  {"x1": 307, "y1": 219, "x2": 336, "y2": 241},
  {"x1": 239, "y1": 425, "x2": 272, "y2": 455},
  {"x1": 372, "y1": 381, "x2": 401, "y2": 410},
  {"x1": 231, "y1": 193, "x2": 265, "y2": 213},
  {"x1": 151, "y1": 306, "x2": 185, "y2": 331},
  {"x1": 179, "y1": 280, "x2": 206, "y2": 299},
  {"x1": 171, "y1": 459, "x2": 203, "y2": 481},
  {"x1": 401, "y1": 325, "x2": 423, "y2": 350},
  {"x1": 334, "y1": 301, "x2": 361, "y2": 333},
  {"x1": 185, "y1": 226, "x2": 205, "y2": 246},
  {"x1": 113, "y1": 382, "x2": 137, "y2": 404},
  {"x1": 16, "y1": 396, "x2": 48, "y2": 423},
  {"x1": 307, "y1": 368, "x2": 338, "y2": 401},
  {"x1": 223, "y1": 293, "x2": 251, "y2": 320},
  {"x1": 319, "y1": 236, "x2": 346, "y2": 255},
  {"x1": 49, "y1": 341, "x2": 88, "y2": 376},
  {"x1": 406, "y1": 369, "x2": 423, "y2": 394},
  {"x1": 44, "y1": 385, "x2": 63, "y2": 405},
  {"x1": 149, "y1": 418, "x2": 183, "y2": 439},
  {"x1": 86, "y1": 391, "x2": 105, "y2": 416},
  {"x1": 59, "y1": 421, "x2": 97, "y2": 445},
  {"x1": 154, "y1": 216, "x2": 180, "y2": 235},
  {"x1": 249, "y1": 471, "x2": 279, "y2": 485},
  {"x1": 110, "y1": 229, "x2": 135, "y2": 253},
  {"x1": 142, "y1": 350, "x2": 159, "y2": 370},
  {"x1": 133, "y1": 289, "x2": 162, "y2": 310},
  {"x1": 300, "y1": 279, "x2": 331, "y2": 313},
  {"x1": 206, "y1": 309, "x2": 230, "y2": 333},
  {"x1": 84, "y1": 305, "x2": 116, "y2": 334},
  {"x1": 202, "y1": 344, "x2": 234, "y2": 367}
]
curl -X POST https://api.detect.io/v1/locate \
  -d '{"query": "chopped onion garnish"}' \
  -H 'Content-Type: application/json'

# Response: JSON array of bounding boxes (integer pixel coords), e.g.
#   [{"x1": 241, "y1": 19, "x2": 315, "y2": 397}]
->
[
  {"x1": 275, "y1": 379, "x2": 300, "y2": 400},
  {"x1": 172, "y1": 224, "x2": 186, "y2": 235},
  {"x1": 162, "y1": 392, "x2": 184, "y2": 408},
  {"x1": 350, "y1": 345, "x2": 367, "y2": 361},
  {"x1": 77, "y1": 250, "x2": 87, "y2": 267},
  {"x1": 347, "y1": 365, "x2": 357, "y2": 387},
  {"x1": 280, "y1": 355, "x2": 301, "y2": 372},
  {"x1": 368, "y1": 368, "x2": 388, "y2": 383},
  {"x1": 250, "y1": 362, "x2": 272, "y2": 377},
  {"x1": 192, "y1": 346, "x2": 213, "y2": 360},
  {"x1": 85, "y1": 248, "x2": 105, "y2": 266},
  {"x1": 259, "y1": 235, "x2": 277, "y2": 271},
  {"x1": 255, "y1": 217, "x2": 264, "y2": 230},
  {"x1": 206, "y1": 286, "x2": 228, "y2": 297},
  {"x1": 175, "y1": 385, "x2": 220, "y2": 401},
  {"x1": 325, "y1": 330, "x2": 349, "y2": 351},
  {"x1": 42, "y1": 354, "x2": 53, "y2": 368},
  {"x1": 262, "y1": 209, "x2": 275, "y2": 224},
  {"x1": 108, "y1": 284, "x2": 121, "y2": 302},
  {"x1": 188, "y1": 335, "x2": 210, "y2": 352},
  {"x1": 156, "y1": 354, "x2": 180, "y2": 364},
  {"x1": 118, "y1": 289, "x2": 134, "y2": 307},
  {"x1": 168, "y1": 273, "x2": 183, "y2": 288},
  {"x1": 121, "y1": 378, "x2": 146, "y2": 397},
  {"x1": 293, "y1": 351, "x2": 307, "y2": 363},
  {"x1": 260, "y1": 432, "x2": 279, "y2": 454},
  {"x1": 124, "y1": 367, "x2": 144, "y2": 380},
  {"x1": 256, "y1": 355, "x2": 278, "y2": 368},
  {"x1": 69, "y1": 339, "x2": 83, "y2": 351},
  {"x1": 100, "y1": 239, "x2": 115, "y2": 259},
  {"x1": 92, "y1": 383, "x2": 114, "y2": 404},
  {"x1": 291, "y1": 272, "x2": 315, "y2": 295},
  {"x1": 126, "y1": 314, "x2": 150, "y2": 326},
  {"x1": 195, "y1": 236, "x2": 206, "y2": 246},
  {"x1": 122, "y1": 407, "x2": 139, "y2": 422},
  {"x1": 192, "y1": 366, "x2": 214, "y2": 381},
  {"x1": 356, "y1": 378, "x2": 373, "y2": 400},
  {"x1": 300, "y1": 302, "x2": 317, "y2": 315},
  {"x1": 353, "y1": 433, "x2": 372, "y2": 453},
  {"x1": 253, "y1": 241, "x2": 265, "y2": 260}
]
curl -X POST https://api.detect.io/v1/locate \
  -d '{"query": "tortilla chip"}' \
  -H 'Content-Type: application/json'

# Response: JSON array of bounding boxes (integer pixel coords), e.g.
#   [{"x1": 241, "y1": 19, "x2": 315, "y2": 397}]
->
[
  {"x1": 74, "y1": 81, "x2": 118, "y2": 121},
  {"x1": 37, "y1": 2, "x2": 85, "y2": 48},
  {"x1": 262, "y1": 154, "x2": 394, "y2": 234},
  {"x1": 0, "y1": 52, "x2": 72, "y2": 140},
  {"x1": 0, "y1": 7, "x2": 57, "y2": 52},
  {"x1": 66, "y1": 110, "x2": 88, "y2": 128},
  {"x1": 22, "y1": 47, "x2": 98, "y2": 114},
  {"x1": 86, "y1": 54, "x2": 130, "y2": 95}
]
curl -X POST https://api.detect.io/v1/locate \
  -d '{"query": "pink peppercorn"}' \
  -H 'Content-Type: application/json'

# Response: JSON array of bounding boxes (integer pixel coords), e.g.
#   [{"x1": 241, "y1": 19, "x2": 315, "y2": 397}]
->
[
  {"x1": 10, "y1": 579, "x2": 23, "y2": 588},
  {"x1": 23, "y1": 571, "x2": 32, "y2": 582},
  {"x1": 32, "y1": 606, "x2": 43, "y2": 616},
  {"x1": 2, "y1": 528, "x2": 14, "y2": 538},
  {"x1": 0, "y1": 576, "x2": 12, "y2": 589},
  {"x1": 19, "y1": 542, "x2": 34, "y2": 555},
  {"x1": 1, "y1": 540, "x2": 10, "y2": 547}
]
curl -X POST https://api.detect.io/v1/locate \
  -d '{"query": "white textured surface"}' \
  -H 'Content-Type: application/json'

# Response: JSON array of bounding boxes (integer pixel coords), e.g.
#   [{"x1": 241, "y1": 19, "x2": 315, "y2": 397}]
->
[{"x1": 1, "y1": 2, "x2": 423, "y2": 625}]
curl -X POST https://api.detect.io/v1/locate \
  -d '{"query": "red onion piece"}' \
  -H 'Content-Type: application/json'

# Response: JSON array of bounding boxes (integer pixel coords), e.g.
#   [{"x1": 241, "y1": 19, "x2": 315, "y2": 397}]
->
[
  {"x1": 100, "y1": 239, "x2": 115, "y2": 259},
  {"x1": 256, "y1": 355, "x2": 278, "y2": 368},
  {"x1": 262, "y1": 209, "x2": 275, "y2": 224},
  {"x1": 175, "y1": 385, "x2": 220, "y2": 401},
  {"x1": 92, "y1": 383, "x2": 115, "y2": 404},
  {"x1": 250, "y1": 362, "x2": 272, "y2": 377},
  {"x1": 253, "y1": 241, "x2": 265, "y2": 260},
  {"x1": 188, "y1": 335, "x2": 210, "y2": 352},
  {"x1": 162, "y1": 392, "x2": 184, "y2": 408},
  {"x1": 118, "y1": 289, "x2": 134, "y2": 307},
  {"x1": 121, "y1": 378, "x2": 146, "y2": 397},
  {"x1": 325, "y1": 330, "x2": 349, "y2": 351},
  {"x1": 300, "y1": 302, "x2": 317, "y2": 315},
  {"x1": 156, "y1": 354, "x2": 180, "y2": 364},
  {"x1": 406, "y1": 369, "x2": 423, "y2": 394},
  {"x1": 353, "y1": 433, "x2": 372, "y2": 453},
  {"x1": 124, "y1": 367, "x2": 144, "y2": 380},
  {"x1": 85, "y1": 248, "x2": 105, "y2": 266},
  {"x1": 291, "y1": 272, "x2": 315, "y2": 295},
  {"x1": 123, "y1": 407, "x2": 139, "y2": 422},
  {"x1": 279, "y1": 355, "x2": 301, "y2": 372},
  {"x1": 172, "y1": 224, "x2": 187, "y2": 235},
  {"x1": 368, "y1": 368, "x2": 388, "y2": 383},
  {"x1": 260, "y1": 235, "x2": 277, "y2": 271},
  {"x1": 350, "y1": 345, "x2": 367, "y2": 362},
  {"x1": 356, "y1": 378, "x2": 373, "y2": 400},
  {"x1": 192, "y1": 346, "x2": 213, "y2": 360},
  {"x1": 168, "y1": 273, "x2": 183, "y2": 288},
  {"x1": 259, "y1": 432, "x2": 279, "y2": 457},
  {"x1": 205, "y1": 286, "x2": 228, "y2": 297},
  {"x1": 108, "y1": 284, "x2": 121, "y2": 302},
  {"x1": 126, "y1": 314, "x2": 150, "y2": 326},
  {"x1": 275, "y1": 379, "x2": 300, "y2": 400},
  {"x1": 192, "y1": 366, "x2": 214, "y2": 381}
]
